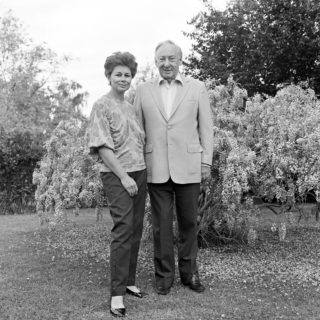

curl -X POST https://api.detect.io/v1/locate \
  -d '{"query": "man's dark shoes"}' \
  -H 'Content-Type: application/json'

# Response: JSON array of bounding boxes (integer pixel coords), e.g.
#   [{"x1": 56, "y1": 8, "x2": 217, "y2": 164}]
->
[
  {"x1": 182, "y1": 272, "x2": 205, "y2": 293},
  {"x1": 126, "y1": 287, "x2": 148, "y2": 298},
  {"x1": 156, "y1": 286, "x2": 171, "y2": 295},
  {"x1": 110, "y1": 307, "x2": 126, "y2": 318}
]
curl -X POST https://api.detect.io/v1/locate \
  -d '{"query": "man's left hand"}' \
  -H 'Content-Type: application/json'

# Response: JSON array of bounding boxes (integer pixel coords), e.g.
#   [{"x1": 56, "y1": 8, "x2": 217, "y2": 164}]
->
[{"x1": 201, "y1": 165, "x2": 211, "y2": 181}]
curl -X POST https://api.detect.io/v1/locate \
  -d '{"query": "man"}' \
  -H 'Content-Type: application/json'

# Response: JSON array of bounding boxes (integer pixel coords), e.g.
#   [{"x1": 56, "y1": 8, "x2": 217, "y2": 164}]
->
[{"x1": 134, "y1": 40, "x2": 213, "y2": 295}]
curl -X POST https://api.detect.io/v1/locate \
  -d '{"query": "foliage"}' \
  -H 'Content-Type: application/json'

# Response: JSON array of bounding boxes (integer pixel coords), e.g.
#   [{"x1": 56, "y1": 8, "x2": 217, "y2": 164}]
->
[
  {"x1": 246, "y1": 84, "x2": 320, "y2": 205},
  {"x1": 0, "y1": 11, "x2": 88, "y2": 213},
  {"x1": 0, "y1": 11, "x2": 87, "y2": 134},
  {"x1": 32, "y1": 120, "x2": 104, "y2": 225},
  {"x1": 198, "y1": 78, "x2": 320, "y2": 245},
  {"x1": 184, "y1": 0, "x2": 320, "y2": 96},
  {"x1": 197, "y1": 76, "x2": 258, "y2": 245},
  {"x1": 0, "y1": 130, "x2": 44, "y2": 214}
]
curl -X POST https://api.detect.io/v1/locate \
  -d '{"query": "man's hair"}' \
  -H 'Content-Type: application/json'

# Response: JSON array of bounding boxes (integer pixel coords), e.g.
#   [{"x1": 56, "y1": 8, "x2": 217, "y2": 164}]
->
[
  {"x1": 104, "y1": 51, "x2": 138, "y2": 78},
  {"x1": 154, "y1": 40, "x2": 183, "y2": 60}
]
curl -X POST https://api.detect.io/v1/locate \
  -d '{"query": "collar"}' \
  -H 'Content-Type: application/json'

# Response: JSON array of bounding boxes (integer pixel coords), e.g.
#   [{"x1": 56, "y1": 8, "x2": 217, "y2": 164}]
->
[{"x1": 157, "y1": 73, "x2": 183, "y2": 86}]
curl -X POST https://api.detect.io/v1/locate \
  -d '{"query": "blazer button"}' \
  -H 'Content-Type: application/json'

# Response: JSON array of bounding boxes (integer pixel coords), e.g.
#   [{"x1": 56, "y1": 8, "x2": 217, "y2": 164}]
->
[{"x1": 167, "y1": 125, "x2": 171, "y2": 129}]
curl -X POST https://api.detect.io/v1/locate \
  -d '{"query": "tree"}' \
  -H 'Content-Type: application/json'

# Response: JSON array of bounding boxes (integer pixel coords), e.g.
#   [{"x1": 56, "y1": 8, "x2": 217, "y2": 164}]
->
[
  {"x1": 0, "y1": 11, "x2": 88, "y2": 213},
  {"x1": 0, "y1": 129, "x2": 44, "y2": 214},
  {"x1": 0, "y1": 11, "x2": 87, "y2": 134},
  {"x1": 184, "y1": 0, "x2": 320, "y2": 96}
]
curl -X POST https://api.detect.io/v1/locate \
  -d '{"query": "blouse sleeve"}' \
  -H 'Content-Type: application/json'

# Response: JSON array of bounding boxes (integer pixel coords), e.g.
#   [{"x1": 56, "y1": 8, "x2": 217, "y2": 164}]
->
[{"x1": 87, "y1": 101, "x2": 115, "y2": 156}]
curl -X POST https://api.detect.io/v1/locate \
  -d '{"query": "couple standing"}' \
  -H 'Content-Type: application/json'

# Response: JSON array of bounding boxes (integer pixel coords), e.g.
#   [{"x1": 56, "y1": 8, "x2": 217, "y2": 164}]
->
[{"x1": 87, "y1": 40, "x2": 213, "y2": 317}]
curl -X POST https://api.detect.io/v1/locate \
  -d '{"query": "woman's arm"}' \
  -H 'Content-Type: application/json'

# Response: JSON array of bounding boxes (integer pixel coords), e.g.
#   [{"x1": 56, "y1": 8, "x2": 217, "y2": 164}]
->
[{"x1": 98, "y1": 147, "x2": 138, "y2": 197}]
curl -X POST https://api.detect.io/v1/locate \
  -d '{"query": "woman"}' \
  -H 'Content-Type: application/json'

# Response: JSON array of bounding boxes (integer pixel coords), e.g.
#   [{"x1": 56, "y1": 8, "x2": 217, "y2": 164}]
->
[{"x1": 87, "y1": 52, "x2": 147, "y2": 318}]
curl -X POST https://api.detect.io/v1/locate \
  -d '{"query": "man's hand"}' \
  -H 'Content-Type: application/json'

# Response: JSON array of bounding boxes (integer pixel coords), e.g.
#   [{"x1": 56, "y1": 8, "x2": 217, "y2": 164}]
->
[
  {"x1": 201, "y1": 165, "x2": 211, "y2": 181},
  {"x1": 120, "y1": 175, "x2": 138, "y2": 197}
]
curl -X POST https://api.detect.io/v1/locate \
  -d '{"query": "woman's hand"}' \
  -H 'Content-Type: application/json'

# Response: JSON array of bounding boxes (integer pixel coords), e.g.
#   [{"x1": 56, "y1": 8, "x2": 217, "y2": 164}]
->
[
  {"x1": 98, "y1": 148, "x2": 138, "y2": 197},
  {"x1": 120, "y1": 175, "x2": 138, "y2": 197}
]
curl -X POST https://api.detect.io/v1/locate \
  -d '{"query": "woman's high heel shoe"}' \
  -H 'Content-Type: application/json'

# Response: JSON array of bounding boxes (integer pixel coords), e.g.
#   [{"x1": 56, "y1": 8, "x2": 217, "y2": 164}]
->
[
  {"x1": 126, "y1": 287, "x2": 148, "y2": 298},
  {"x1": 110, "y1": 296, "x2": 125, "y2": 318},
  {"x1": 110, "y1": 307, "x2": 126, "y2": 317}
]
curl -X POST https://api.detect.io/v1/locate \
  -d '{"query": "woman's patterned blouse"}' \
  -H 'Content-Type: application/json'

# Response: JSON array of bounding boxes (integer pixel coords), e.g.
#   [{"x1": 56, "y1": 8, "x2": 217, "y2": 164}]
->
[{"x1": 87, "y1": 94, "x2": 146, "y2": 173}]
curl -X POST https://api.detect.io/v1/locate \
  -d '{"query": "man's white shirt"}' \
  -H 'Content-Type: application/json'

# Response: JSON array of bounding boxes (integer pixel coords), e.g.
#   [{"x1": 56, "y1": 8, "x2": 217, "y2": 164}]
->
[{"x1": 158, "y1": 73, "x2": 183, "y2": 118}]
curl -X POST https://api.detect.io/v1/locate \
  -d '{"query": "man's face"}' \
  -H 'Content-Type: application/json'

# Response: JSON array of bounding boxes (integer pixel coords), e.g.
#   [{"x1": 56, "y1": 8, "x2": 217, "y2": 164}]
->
[{"x1": 155, "y1": 43, "x2": 182, "y2": 82}]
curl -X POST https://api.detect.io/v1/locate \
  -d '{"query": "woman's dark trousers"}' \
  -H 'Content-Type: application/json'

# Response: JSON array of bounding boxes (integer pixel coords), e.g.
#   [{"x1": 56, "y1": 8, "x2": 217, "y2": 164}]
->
[{"x1": 101, "y1": 169, "x2": 147, "y2": 296}]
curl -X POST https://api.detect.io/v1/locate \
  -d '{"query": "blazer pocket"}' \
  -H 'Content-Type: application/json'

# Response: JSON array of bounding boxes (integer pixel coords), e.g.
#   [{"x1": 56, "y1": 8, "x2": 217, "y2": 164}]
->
[
  {"x1": 187, "y1": 143, "x2": 203, "y2": 153},
  {"x1": 145, "y1": 144, "x2": 153, "y2": 153}
]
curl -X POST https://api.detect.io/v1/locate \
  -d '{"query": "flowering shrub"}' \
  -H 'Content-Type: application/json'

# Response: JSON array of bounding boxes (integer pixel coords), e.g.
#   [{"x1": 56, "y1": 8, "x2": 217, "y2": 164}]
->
[
  {"x1": 246, "y1": 85, "x2": 320, "y2": 205},
  {"x1": 33, "y1": 78, "x2": 320, "y2": 244},
  {"x1": 198, "y1": 77, "x2": 258, "y2": 245},
  {"x1": 33, "y1": 119, "x2": 103, "y2": 225},
  {"x1": 198, "y1": 78, "x2": 320, "y2": 245}
]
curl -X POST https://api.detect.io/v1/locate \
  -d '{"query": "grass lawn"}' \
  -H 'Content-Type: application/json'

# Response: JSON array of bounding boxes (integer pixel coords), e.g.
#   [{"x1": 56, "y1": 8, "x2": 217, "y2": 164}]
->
[{"x1": 0, "y1": 207, "x2": 319, "y2": 320}]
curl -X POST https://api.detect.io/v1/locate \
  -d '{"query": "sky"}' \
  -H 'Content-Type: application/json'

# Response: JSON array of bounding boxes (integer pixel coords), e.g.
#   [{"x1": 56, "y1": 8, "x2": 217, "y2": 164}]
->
[{"x1": 0, "y1": 0, "x2": 227, "y2": 115}]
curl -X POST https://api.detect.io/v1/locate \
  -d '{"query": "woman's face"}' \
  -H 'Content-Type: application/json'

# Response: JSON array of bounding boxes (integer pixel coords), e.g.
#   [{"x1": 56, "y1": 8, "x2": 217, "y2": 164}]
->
[{"x1": 109, "y1": 65, "x2": 132, "y2": 94}]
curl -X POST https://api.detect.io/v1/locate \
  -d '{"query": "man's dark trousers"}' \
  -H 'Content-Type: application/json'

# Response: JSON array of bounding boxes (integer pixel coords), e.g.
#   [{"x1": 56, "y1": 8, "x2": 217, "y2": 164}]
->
[
  {"x1": 101, "y1": 169, "x2": 147, "y2": 296},
  {"x1": 148, "y1": 178, "x2": 200, "y2": 289}
]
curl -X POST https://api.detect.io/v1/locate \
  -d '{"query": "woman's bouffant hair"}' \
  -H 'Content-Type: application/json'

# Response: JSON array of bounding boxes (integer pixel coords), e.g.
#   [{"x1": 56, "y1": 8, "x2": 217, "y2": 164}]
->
[{"x1": 104, "y1": 51, "x2": 138, "y2": 79}]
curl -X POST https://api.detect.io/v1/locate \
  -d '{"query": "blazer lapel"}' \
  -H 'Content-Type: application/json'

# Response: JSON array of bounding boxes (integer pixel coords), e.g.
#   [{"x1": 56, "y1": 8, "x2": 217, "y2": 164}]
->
[
  {"x1": 170, "y1": 76, "x2": 190, "y2": 118},
  {"x1": 149, "y1": 78, "x2": 168, "y2": 121}
]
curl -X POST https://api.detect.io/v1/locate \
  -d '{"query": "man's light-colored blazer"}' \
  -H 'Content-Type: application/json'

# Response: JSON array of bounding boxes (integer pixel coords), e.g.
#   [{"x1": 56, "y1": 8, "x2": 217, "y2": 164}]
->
[{"x1": 134, "y1": 74, "x2": 213, "y2": 184}]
